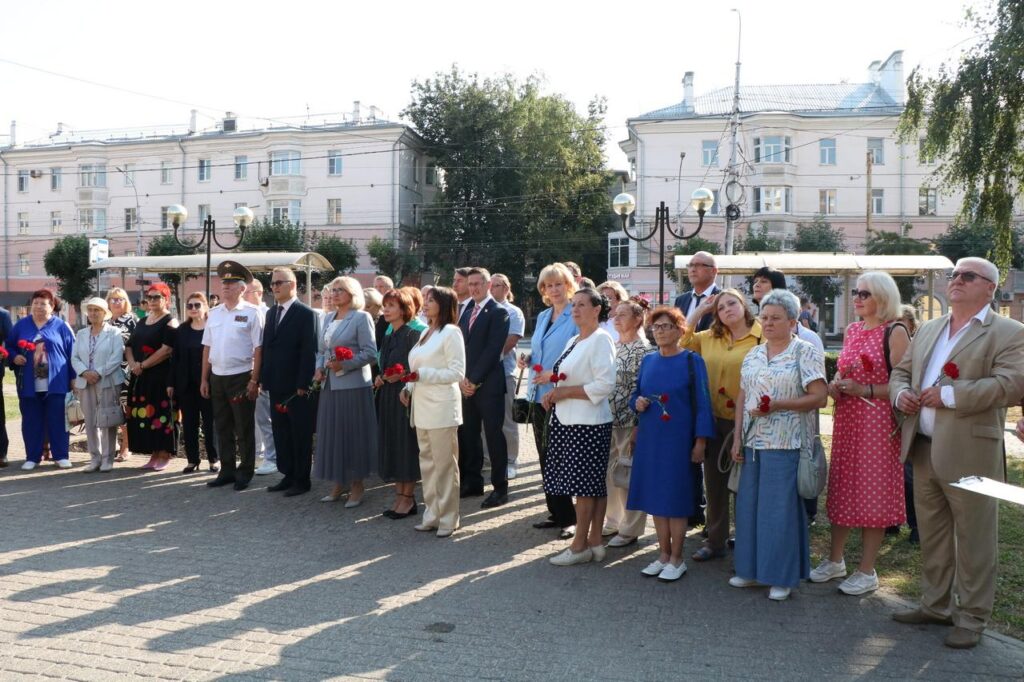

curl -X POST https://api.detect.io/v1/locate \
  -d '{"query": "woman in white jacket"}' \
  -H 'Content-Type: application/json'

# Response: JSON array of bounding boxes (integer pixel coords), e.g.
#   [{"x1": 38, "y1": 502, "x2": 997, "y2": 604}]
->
[
  {"x1": 401, "y1": 286, "x2": 466, "y2": 538},
  {"x1": 71, "y1": 298, "x2": 126, "y2": 472}
]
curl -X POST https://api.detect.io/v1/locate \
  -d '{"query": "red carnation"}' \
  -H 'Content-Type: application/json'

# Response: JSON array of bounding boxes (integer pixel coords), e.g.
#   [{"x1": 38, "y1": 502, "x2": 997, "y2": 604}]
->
[
  {"x1": 943, "y1": 362, "x2": 959, "y2": 380},
  {"x1": 0, "y1": 347, "x2": 8, "y2": 360},
  {"x1": 334, "y1": 346, "x2": 354, "y2": 361},
  {"x1": 401, "y1": 372, "x2": 419, "y2": 383},
  {"x1": 384, "y1": 363, "x2": 406, "y2": 377},
  {"x1": 659, "y1": 394, "x2": 669, "y2": 403},
  {"x1": 18, "y1": 340, "x2": 35, "y2": 352},
  {"x1": 726, "y1": 399, "x2": 735, "y2": 408},
  {"x1": 758, "y1": 395, "x2": 771, "y2": 413},
  {"x1": 532, "y1": 364, "x2": 543, "y2": 373},
  {"x1": 860, "y1": 353, "x2": 874, "y2": 373},
  {"x1": 550, "y1": 372, "x2": 566, "y2": 384},
  {"x1": 141, "y1": 345, "x2": 156, "y2": 356},
  {"x1": 660, "y1": 413, "x2": 671, "y2": 422},
  {"x1": 718, "y1": 387, "x2": 726, "y2": 395}
]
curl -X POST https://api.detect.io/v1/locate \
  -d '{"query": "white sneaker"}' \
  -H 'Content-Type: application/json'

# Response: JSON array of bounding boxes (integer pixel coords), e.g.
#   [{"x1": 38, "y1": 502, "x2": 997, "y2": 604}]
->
[
  {"x1": 838, "y1": 570, "x2": 879, "y2": 596},
  {"x1": 810, "y1": 559, "x2": 847, "y2": 583},
  {"x1": 549, "y1": 547, "x2": 593, "y2": 566},
  {"x1": 607, "y1": 535, "x2": 638, "y2": 548},
  {"x1": 83, "y1": 460, "x2": 101, "y2": 473},
  {"x1": 768, "y1": 586, "x2": 792, "y2": 601},
  {"x1": 658, "y1": 562, "x2": 687, "y2": 582},
  {"x1": 21, "y1": 460, "x2": 37, "y2": 471},
  {"x1": 590, "y1": 544, "x2": 607, "y2": 562},
  {"x1": 99, "y1": 459, "x2": 114, "y2": 473},
  {"x1": 729, "y1": 576, "x2": 759, "y2": 588},
  {"x1": 641, "y1": 560, "x2": 666, "y2": 577},
  {"x1": 507, "y1": 464, "x2": 518, "y2": 480},
  {"x1": 254, "y1": 461, "x2": 278, "y2": 475},
  {"x1": 56, "y1": 459, "x2": 72, "y2": 469}
]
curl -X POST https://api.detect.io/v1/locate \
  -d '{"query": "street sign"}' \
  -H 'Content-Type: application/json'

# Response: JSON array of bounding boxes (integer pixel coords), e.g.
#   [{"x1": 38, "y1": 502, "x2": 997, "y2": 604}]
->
[
  {"x1": 135, "y1": 279, "x2": 150, "y2": 286},
  {"x1": 88, "y1": 238, "x2": 109, "y2": 265}
]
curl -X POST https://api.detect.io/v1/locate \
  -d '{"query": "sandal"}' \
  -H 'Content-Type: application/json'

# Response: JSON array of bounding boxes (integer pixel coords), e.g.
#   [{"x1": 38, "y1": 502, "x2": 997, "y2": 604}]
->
[{"x1": 692, "y1": 546, "x2": 726, "y2": 562}]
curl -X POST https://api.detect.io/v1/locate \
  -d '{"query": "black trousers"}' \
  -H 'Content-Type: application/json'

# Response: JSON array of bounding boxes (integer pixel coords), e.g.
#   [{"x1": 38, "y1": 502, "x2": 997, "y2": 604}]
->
[
  {"x1": 0, "y1": 387, "x2": 8, "y2": 459},
  {"x1": 458, "y1": 387, "x2": 508, "y2": 494},
  {"x1": 529, "y1": 402, "x2": 576, "y2": 527},
  {"x1": 210, "y1": 371, "x2": 256, "y2": 483},
  {"x1": 179, "y1": 384, "x2": 218, "y2": 464},
  {"x1": 270, "y1": 389, "x2": 314, "y2": 490}
]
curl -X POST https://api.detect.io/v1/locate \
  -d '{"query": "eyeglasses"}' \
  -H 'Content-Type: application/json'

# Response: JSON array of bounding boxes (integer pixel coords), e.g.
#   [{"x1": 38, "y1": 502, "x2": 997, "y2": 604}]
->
[
  {"x1": 145, "y1": 294, "x2": 164, "y2": 301},
  {"x1": 947, "y1": 270, "x2": 993, "y2": 284},
  {"x1": 651, "y1": 323, "x2": 678, "y2": 332},
  {"x1": 850, "y1": 289, "x2": 873, "y2": 300},
  {"x1": 186, "y1": 302, "x2": 203, "y2": 310},
  {"x1": 108, "y1": 297, "x2": 126, "y2": 303},
  {"x1": 269, "y1": 280, "x2": 292, "y2": 288}
]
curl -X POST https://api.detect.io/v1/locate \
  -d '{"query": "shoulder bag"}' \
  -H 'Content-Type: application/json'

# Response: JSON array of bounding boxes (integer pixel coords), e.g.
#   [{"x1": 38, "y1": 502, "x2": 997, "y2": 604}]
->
[
  {"x1": 512, "y1": 366, "x2": 531, "y2": 424},
  {"x1": 796, "y1": 343, "x2": 828, "y2": 499},
  {"x1": 65, "y1": 392, "x2": 85, "y2": 428}
]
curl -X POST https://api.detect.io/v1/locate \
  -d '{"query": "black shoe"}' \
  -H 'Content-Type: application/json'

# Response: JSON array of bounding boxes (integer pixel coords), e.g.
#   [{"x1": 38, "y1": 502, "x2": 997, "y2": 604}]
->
[
  {"x1": 233, "y1": 480, "x2": 250, "y2": 491},
  {"x1": 385, "y1": 504, "x2": 418, "y2": 519},
  {"x1": 480, "y1": 491, "x2": 508, "y2": 509},
  {"x1": 209, "y1": 462, "x2": 220, "y2": 473},
  {"x1": 533, "y1": 520, "x2": 559, "y2": 529},
  {"x1": 267, "y1": 480, "x2": 292, "y2": 492},
  {"x1": 727, "y1": 536, "x2": 736, "y2": 549},
  {"x1": 182, "y1": 463, "x2": 201, "y2": 473},
  {"x1": 0, "y1": 456, "x2": 9, "y2": 468},
  {"x1": 207, "y1": 476, "x2": 236, "y2": 488},
  {"x1": 459, "y1": 487, "x2": 484, "y2": 499},
  {"x1": 558, "y1": 525, "x2": 576, "y2": 540},
  {"x1": 283, "y1": 486, "x2": 309, "y2": 497},
  {"x1": 885, "y1": 525, "x2": 901, "y2": 536}
]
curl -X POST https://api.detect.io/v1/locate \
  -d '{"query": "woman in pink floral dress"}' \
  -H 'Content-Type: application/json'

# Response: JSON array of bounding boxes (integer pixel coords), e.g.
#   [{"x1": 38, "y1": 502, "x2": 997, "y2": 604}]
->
[{"x1": 811, "y1": 272, "x2": 912, "y2": 595}]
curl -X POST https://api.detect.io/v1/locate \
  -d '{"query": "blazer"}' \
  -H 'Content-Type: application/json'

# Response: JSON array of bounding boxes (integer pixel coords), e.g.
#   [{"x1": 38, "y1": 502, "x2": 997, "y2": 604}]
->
[
  {"x1": 458, "y1": 297, "x2": 509, "y2": 393},
  {"x1": 547, "y1": 329, "x2": 617, "y2": 425},
  {"x1": 316, "y1": 309, "x2": 376, "y2": 390},
  {"x1": 260, "y1": 300, "x2": 317, "y2": 395},
  {"x1": 890, "y1": 308, "x2": 1024, "y2": 480},
  {"x1": 407, "y1": 324, "x2": 466, "y2": 430},
  {"x1": 674, "y1": 286, "x2": 719, "y2": 332},
  {"x1": 527, "y1": 305, "x2": 579, "y2": 403},
  {"x1": 70, "y1": 324, "x2": 126, "y2": 389},
  {"x1": 170, "y1": 323, "x2": 204, "y2": 393}
]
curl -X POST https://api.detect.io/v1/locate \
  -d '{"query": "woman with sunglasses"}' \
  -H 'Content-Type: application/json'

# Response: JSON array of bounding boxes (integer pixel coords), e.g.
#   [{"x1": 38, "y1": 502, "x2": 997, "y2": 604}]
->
[
  {"x1": 169, "y1": 292, "x2": 219, "y2": 473},
  {"x1": 125, "y1": 283, "x2": 178, "y2": 471},
  {"x1": 811, "y1": 271, "x2": 910, "y2": 595},
  {"x1": 106, "y1": 287, "x2": 137, "y2": 462}
]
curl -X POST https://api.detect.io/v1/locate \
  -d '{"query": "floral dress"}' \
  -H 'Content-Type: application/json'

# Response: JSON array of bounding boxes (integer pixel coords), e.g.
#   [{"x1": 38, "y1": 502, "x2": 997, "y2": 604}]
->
[{"x1": 826, "y1": 322, "x2": 905, "y2": 527}]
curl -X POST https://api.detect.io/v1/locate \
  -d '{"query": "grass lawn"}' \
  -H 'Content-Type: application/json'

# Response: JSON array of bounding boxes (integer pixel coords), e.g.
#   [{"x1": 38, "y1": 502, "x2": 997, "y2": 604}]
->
[
  {"x1": 812, "y1": 434, "x2": 1024, "y2": 640},
  {"x1": 2, "y1": 372, "x2": 18, "y2": 423}
]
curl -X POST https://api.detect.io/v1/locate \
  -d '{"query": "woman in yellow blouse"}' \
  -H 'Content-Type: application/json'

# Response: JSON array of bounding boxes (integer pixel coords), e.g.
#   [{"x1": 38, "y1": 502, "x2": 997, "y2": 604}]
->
[{"x1": 681, "y1": 288, "x2": 762, "y2": 562}]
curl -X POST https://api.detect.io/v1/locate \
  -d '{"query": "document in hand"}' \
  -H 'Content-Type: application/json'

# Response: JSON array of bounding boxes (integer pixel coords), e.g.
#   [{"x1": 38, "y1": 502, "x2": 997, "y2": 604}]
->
[{"x1": 951, "y1": 476, "x2": 1024, "y2": 506}]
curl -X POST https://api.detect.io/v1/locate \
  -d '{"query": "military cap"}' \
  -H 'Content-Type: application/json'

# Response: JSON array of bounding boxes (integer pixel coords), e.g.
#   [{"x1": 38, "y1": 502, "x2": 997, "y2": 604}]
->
[{"x1": 217, "y1": 260, "x2": 254, "y2": 284}]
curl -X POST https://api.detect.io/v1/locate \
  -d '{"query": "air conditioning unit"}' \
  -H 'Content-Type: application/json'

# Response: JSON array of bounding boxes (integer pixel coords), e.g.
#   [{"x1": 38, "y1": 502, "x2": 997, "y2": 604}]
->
[
  {"x1": 1000, "y1": 291, "x2": 1014, "y2": 302},
  {"x1": 29, "y1": 170, "x2": 43, "y2": 178}
]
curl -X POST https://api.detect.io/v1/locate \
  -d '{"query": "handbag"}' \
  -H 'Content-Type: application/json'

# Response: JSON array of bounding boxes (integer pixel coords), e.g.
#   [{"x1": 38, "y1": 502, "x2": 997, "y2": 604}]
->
[
  {"x1": 796, "y1": 343, "x2": 828, "y2": 499},
  {"x1": 611, "y1": 449, "x2": 633, "y2": 489},
  {"x1": 511, "y1": 368, "x2": 531, "y2": 424},
  {"x1": 65, "y1": 392, "x2": 85, "y2": 427},
  {"x1": 95, "y1": 388, "x2": 126, "y2": 428}
]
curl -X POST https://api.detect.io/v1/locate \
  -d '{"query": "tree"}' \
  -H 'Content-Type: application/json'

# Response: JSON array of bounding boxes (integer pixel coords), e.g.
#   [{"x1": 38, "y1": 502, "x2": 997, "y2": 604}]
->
[
  {"x1": 932, "y1": 219, "x2": 1024, "y2": 269},
  {"x1": 146, "y1": 233, "x2": 198, "y2": 300},
  {"x1": 736, "y1": 224, "x2": 782, "y2": 252},
  {"x1": 312, "y1": 234, "x2": 359, "y2": 286},
  {"x1": 664, "y1": 237, "x2": 721, "y2": 284},
  {"x1": 897, "y1": 0, "x2": 1024, "y2": 281},
  {"x1": 240, "y1": 218, "x2": 307, "y2": 253},
  {"x1": 367, "y1": 236, "x2": 420, "y2": 285},
  {"x1": 43, "y1": 236, "x2": 95, "y2": 314},
  {"x1": 794, "y1": 215, "x2": 846, "y2": 311},
  {"x1": 864, "y1": 227, "x2": 932, "y2": 302},
  {"x1": 403, "y1": 67, "x2": 612, "y2": 298}
]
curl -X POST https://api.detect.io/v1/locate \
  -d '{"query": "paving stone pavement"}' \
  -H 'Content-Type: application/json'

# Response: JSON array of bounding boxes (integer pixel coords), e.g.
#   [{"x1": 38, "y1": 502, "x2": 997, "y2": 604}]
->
[{"x1": 1, "y1": 423, "x2": 1023, "y2": 681}]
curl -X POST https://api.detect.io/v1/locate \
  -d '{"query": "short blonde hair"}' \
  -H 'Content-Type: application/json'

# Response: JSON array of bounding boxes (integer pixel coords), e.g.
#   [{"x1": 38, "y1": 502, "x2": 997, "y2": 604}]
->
[
  {"x1": 597, "y1": 280, "x2": 629, "y2": 303},
  {"x1": 105, "y1": 287, "x2": 129, "y2": 302},
  {"x1": 363, "y1": 288, "x2": 383, "y2": 311},
  {"x1": 856, "y1": 271, "x2": 902, "y2": 322},
  {"x1": 536, "y1": 263, "x2": 577, "y2": 307},
  {"x1": 330, "y1": 276, "x2": 365, "y2": 310}
]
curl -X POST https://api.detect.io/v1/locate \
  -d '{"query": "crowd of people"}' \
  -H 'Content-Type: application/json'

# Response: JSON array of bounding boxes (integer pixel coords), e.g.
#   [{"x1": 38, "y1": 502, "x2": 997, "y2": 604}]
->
[{"x1": 1, "y1": 253, "x2": 1022, "y2": 650}]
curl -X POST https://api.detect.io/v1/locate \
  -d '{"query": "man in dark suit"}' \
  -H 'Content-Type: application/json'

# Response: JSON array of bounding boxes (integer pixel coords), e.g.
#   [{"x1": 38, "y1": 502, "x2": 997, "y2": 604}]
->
[
  {"x1": 673, "y1": 251, "x2": 720, "y2": 332},
  {"x1": 0, "y1": 306, "x2": 12, "y2": 467},
  {"x1": 458, "y1": 267, "x2": 511, "y2": 508},
  {"x1": 259, "y1": 267, "x2": 318, "y2": 496}
]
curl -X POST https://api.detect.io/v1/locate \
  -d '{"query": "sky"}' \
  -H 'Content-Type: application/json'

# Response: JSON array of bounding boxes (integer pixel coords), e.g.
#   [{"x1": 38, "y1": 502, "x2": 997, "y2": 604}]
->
[{"x1": 0, "y1": 0, "x2": 982, "y2": 168}]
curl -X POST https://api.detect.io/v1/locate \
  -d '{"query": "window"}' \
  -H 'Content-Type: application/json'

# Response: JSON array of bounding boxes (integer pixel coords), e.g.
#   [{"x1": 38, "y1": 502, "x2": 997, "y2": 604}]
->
[
  {"x1": 867, "y1": 138, "x2": 885, "y2": 165},
  {"x1": 198, "y1": 159, "x2": 211, "y2": 182},
  {"x1": 426, "y1": 163, "x2": 437, "y2": 186},
  {"x1": 18, "y1": 254, "x2": 30, "y2": 275},
  {"x1": 269, "y1": 200, "x2": 301, "y2": 224},
  {"x1": 919, "y1": 138, "x2": 935, "y2": 165},
  {"x1": 710, "y1": 189, "x2": 721, "y2": 215},
  {"x1": 328, "y1": 150, "x2": 343, "y2": 176},
  {"x1": 871, "y1": 189, "x2": 884, "y2": 215},
  {"x1": 79, "y1": 164, "x2": 107, "y2": 187},
  {"x1": 198, "y1": 204, "x2": 211, "y2": 228},
  {"x1": 124, "y1": 207, "x2": 137, "y2": 231},
  {"x1": 270, "y1": 150, "x2": 301, "y2": 176},
  {"x1": 234, "y1": 202, "x2": 248, "y2": 209},
  {"x1": 819, "y1": 139, "x2": 836, "y2": 165},
  {"x1": 18, "y1": 212, "x2": 29, "y2": 235},
  {"x1": 753, "y1": 187, "x2": 792, "y2": 213},
  {"x1": 919, "y1": 188, "x2": 938, "y2": 216},
  {"x1": 753, "y1": 136, "x2": 791, "y2": 163},
  {"x1": 79, "y1": 208, "x2": 107, "y2": 232},
  {"x1": 819, "y1": 189, "x2": 837, "y2": 215},
  {"x1": 17, "y1": 171, "x2": 30, "y2": 192},
  {"x1": 608, "y1": 236, "x2": 630, "y2": 268},
  {"x1": 701, "y1": 140, "x2": 719, "y2": 167},
  {"x1": 125, "y1": 250, "x2": 137, "y2": 259},
  {"x1": 50, "y1": 167, "x2": 62, "y2": 191},
  {"x1": 51, "y1": 211, "x2": 62, "y2": 233},
  {"x1": 160, "y1": 206, "x2": 170, "y2": 229},
  {"x1": 234, "y1": 155, "x2": 248, "y2": 180},
  {"x1": 122, "y1": 164, "x2": 135, "y2": 186},
  {"x1": 327, "y1": 199, "x2": 342, "y2": 225},
  {"x1": 161, "y1": 161, "x2": 172, "y2": 185}
]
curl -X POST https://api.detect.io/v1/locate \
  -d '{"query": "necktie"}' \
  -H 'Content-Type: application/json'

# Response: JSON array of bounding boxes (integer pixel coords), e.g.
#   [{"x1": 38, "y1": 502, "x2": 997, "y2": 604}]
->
[
  {"x1": 277, "y1": 306, "x2": 285, "y2": 326},
  {"x1": 468, "y1": 304, "x2": 482, "y2": 330},
  {"x1": 692, "y1": 294, "x2": 704, "y2": 314}
]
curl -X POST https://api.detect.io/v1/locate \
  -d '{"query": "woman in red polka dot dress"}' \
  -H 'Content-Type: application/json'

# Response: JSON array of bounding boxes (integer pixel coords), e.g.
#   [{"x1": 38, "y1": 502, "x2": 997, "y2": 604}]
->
[{"x1": 811, "y1": 272, "x2": 912, "y2": 596}]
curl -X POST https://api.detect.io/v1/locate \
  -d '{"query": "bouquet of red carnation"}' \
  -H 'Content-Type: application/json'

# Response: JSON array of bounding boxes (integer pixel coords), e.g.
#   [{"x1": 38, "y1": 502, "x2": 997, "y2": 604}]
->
[
  {"x1": 646, "y1": 393, "x2": 671, "y2": 421},
  {"x1": 141, "y1": 345, "x2": 156, "y2": 356},
  {"x1": 757, "y1": 395, "x2": 771, "y2": 413},
  {"x1": 401, "y1": 371, "x2": 419, "y2": 383},
  {"x1": 717, "y1": 386, "x2": 736, "y2": 409},
  {"x1": 17, "y1": 339, "x2": 36, "y2": 353},
  {"x1": 334, "y1": 346, "x2": 354, "y2": 361},
  {"x1": 549, "y1": 372, "x2": 567, "y2": 385},
  {"x1": 383, "y1": 363, "x2": 406, "y2": 378}
]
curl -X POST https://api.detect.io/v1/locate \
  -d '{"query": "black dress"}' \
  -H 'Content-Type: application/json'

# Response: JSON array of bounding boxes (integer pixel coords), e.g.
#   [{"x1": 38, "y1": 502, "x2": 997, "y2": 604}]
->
[
  {"x1": 376, "y1": 323, "x2": 422, "y2": 481},
  {"x1": 170, "y1": 323, "x2": 218, "y2": 464},
  {"x1": 127, "y1": 315, "x2": 177, "y2": 454}
]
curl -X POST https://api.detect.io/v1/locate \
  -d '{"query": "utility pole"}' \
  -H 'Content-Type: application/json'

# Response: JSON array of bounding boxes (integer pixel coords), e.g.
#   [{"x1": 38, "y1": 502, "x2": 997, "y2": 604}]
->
[
  {"x1": 723, "y1": 8, "x2": 742, "y2": 256},
  {"x1": 865, "y1": 151, "x2": 873, "y2": 236}
]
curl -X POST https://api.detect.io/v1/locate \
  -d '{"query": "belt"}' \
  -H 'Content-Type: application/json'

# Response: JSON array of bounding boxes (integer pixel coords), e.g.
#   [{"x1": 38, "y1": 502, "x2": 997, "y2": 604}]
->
[{"x1": 915, "y1": 433, "x2": 931, "y2": 442}]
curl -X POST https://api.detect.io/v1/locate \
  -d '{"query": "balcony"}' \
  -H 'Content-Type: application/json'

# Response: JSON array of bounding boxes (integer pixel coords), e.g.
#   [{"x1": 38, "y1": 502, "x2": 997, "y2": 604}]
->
[{"x1": 264, "y1": 177, "x2": 306, "y2": 196}]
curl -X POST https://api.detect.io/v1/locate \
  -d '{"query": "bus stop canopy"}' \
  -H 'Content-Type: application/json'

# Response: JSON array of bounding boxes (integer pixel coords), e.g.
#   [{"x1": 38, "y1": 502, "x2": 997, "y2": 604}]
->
[
  {"x1": 89, "y1": 251, "x2": 334, "y2": 273},
  {"x1": 673, "y1": 253, "x2": 955, "y2": 276}
]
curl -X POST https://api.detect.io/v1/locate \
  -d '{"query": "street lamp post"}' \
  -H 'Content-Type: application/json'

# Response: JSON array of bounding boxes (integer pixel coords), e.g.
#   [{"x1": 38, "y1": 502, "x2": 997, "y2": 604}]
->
[
  {"x1": 612, "y1": 189, "x2": 714, "y2": 305},
  {"x1": 166, "y1": 205, "x2": 254, "y2": 299}
]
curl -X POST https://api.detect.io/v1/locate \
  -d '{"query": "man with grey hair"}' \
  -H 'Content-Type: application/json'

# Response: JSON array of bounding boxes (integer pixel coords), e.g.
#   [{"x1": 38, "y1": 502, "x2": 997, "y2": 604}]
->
[
  {"x1": 890, "y1": 256, "x2": 1024, "y2": 649},
  {"x1": 674, "y1": 251, "x2": 720, "y2": 332},
  {"x1": 373, "y1": 275, "x2": 394, "y2": 295}
]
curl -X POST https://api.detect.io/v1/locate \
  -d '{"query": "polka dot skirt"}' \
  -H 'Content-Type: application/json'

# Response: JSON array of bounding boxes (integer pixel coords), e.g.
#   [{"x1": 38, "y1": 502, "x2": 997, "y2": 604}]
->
[{"x1": 543, "y1": 412, "x2": 613, "y2": 497}]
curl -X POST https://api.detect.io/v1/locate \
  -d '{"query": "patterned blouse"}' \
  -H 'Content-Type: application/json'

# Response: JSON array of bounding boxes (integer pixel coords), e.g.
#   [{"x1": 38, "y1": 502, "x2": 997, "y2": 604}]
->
[
  {"x1": 739, "y1": 337, "x2": 825, "y2": 450},
  {"x1": 609, "y1": 338, "x2": 651, "y2": 427}
]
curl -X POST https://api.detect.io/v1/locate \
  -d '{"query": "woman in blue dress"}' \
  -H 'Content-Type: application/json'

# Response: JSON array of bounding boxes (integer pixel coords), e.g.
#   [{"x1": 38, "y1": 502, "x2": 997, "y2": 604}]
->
[{"x1": 628, "y1": 306, "x2": 715, "y2": 582}]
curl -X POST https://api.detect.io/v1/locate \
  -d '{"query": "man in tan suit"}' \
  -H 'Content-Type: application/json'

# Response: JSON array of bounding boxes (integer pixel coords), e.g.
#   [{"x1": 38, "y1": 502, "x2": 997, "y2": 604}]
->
[{"x1": 890, "y1": 257, "x2": 1024, "y2": 649}]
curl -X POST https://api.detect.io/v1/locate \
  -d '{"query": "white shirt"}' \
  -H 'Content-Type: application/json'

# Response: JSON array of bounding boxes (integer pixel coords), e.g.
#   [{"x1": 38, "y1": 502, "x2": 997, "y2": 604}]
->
[
  {"x1": 457, "y1": 298, "x2": 471, "y2": 323},
  {"x1": 686, "y1": 284, "x2": 720, "y2": 317},
  {"x1": 202, "y1": 301, "x2": 265, "y2": 376},
  {"x1": 497, "y1": 300, "x2": 525, "y2": 376},
  {"x1": 796, "y1": 324, "x2": 824, "y2": 355},
  {"x1": 274, "y1": 296, "x2": 297, "y2": 324},
  {"x1": 916, "y1": 307, "x2": 990, "y2": 436}
]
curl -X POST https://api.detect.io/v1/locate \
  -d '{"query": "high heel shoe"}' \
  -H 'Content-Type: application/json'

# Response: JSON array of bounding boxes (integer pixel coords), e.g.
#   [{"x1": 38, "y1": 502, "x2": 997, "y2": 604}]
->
[
  {"x1": 321, "y1": 487, "x2": 344, "y2": 503},
  {"x1": 384, "y1": 494, "x2": 418, "y2": 519},
  {"x1": 140, "y1": 456, "x2": 157, "y2": 470},
  {"x1": 182, "y1": 463, "x2": 200, "y2": 474}
]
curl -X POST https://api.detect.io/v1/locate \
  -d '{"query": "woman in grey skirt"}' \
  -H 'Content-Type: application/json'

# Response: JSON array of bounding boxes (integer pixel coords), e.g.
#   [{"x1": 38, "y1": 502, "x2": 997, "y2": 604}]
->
[{"x1": 313, "y1": 276, "x2": 378, "y2": 507}]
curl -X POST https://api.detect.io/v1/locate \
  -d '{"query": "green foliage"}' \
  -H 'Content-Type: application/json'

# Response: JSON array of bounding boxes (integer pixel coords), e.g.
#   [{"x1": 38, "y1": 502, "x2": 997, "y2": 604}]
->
[
  {"x1": 367, "y1": 236, "x2": 419, "y2": 285},
  {"x1": 897, "y1": 0, "x2": 1024, "y2": 282},
  {"x1": 664, "y1": 237, "x2": 721, "y2": 284},
  {"x1": 43, "y1": 236, "x2": 95, "y2": 310},
  {"x1": 932, "y1": 219, "x2": 1024, "y2": 270},
  {"x1": 311, "y1": 234, "x2": 359, "y2": 285},
  {"x1": 824, "y1": 352, "x2": 840, "y2": 383},
  {"x1": 794, "y1": 215, "x2": 846, "y2": 310},
  {"x1": 240, "y1": 218, "x2": 307, "y2": 253},
  {"x1": 865, "y1": 228, "x2": 932, "y2": 302},
  {"x1": 736, "y1": 224, "x2": 782, "y2": 252},
  {"x1": 403, "y1": 66, "x2": 612, "y2": 299},
  {"x1": 146, "y1": 232, "x2": 198, "y2": 294}
]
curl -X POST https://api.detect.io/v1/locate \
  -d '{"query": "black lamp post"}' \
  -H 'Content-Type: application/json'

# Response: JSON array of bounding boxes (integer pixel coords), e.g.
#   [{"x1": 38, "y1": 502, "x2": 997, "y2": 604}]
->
[
  {"x1": 611, "y1": 189, "x2": 714, "y2": 305},
  {"x1": 166, "y1": 204, "x2": 254, "y2": 298}
]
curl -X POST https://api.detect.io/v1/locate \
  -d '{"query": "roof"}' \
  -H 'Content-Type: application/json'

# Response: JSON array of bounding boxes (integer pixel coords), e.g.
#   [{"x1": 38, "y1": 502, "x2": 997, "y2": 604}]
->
[
  {"x1": 88, "y1": 251, "x2": 334, "y2": 273},
  {"x1": 634, "y1": 83, "x2": 902, "y2": 121},
  {"x1": 673, "y1": 253, "x2": 954, "y2": 276}
]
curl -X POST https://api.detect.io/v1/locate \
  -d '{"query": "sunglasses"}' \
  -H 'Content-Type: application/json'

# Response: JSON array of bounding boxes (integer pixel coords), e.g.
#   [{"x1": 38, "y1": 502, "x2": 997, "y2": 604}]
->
[
  {"x1": 850, "y1": 289, "x2": 872, "y2": 300},
  {"x1": 186, "y1": 302, "x2": 203, "y2": 310},
  {"x1": 947, "y1": 270, "x2": 993, "y2": 284},
  {"x1": 269, "y1": 280, "x2": 292, "y2": 288},
  {"x1": 145, "y1": 294, "x2": 164, "y2": 301}
]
